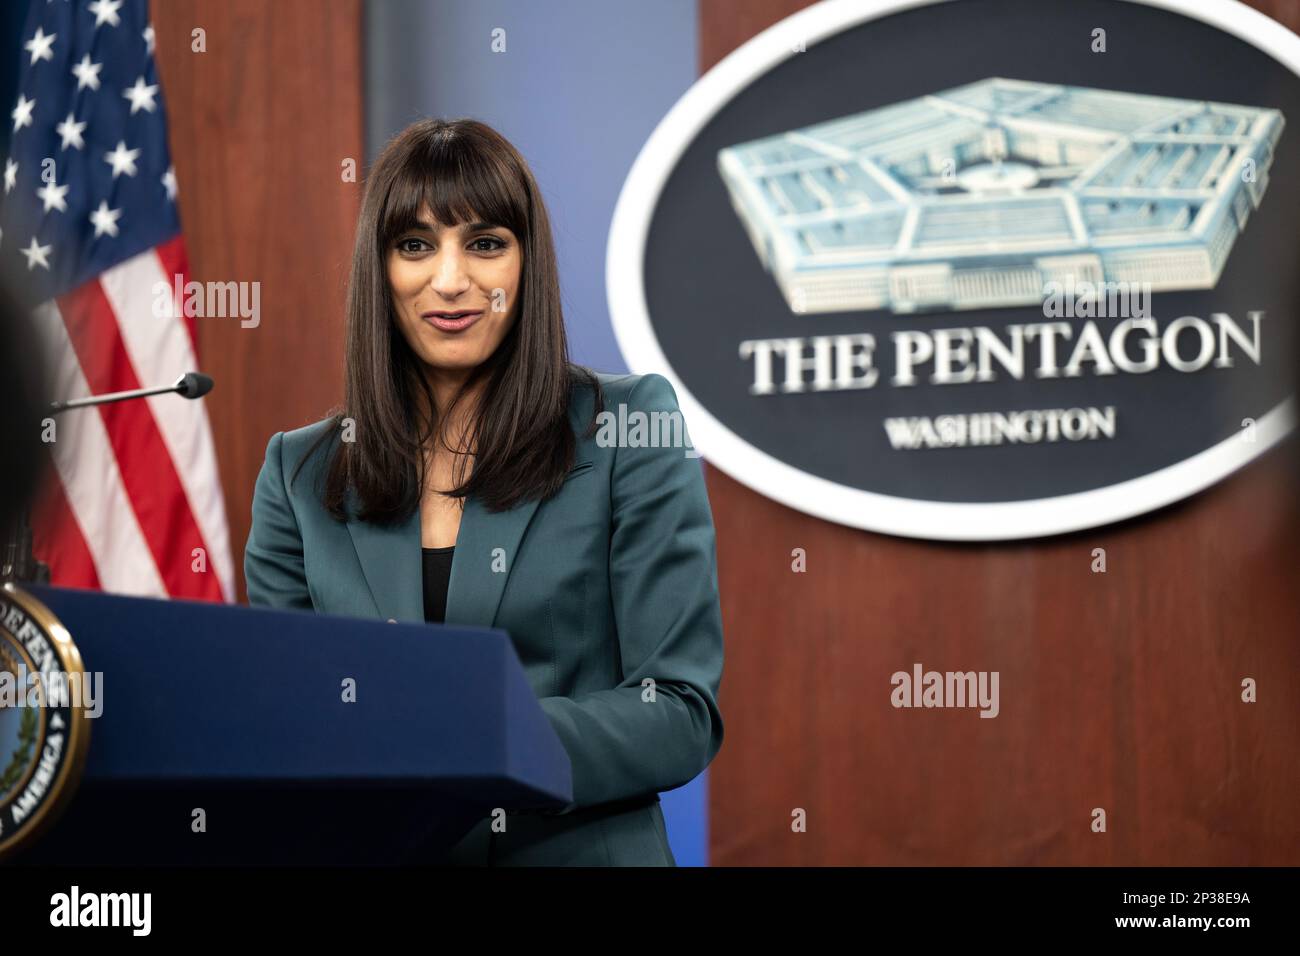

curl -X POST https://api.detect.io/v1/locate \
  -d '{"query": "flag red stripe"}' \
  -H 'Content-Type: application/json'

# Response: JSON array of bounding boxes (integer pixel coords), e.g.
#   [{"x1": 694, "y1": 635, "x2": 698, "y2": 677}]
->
[
  {"x1": 55, "y1": 280, "x2": 224, "y2": 601},
  {"x1": 153, "y1": 233, "x2": 196, "y2": 351},
  {"x1": 29, "y1": 450, "x2": 102, "y2": 591}
]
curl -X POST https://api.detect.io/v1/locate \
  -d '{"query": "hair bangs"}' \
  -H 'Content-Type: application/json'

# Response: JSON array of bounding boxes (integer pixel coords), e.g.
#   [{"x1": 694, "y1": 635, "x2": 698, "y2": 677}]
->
[{"x1": 379, "y1": 135, "x2": 528, "y2": 249}]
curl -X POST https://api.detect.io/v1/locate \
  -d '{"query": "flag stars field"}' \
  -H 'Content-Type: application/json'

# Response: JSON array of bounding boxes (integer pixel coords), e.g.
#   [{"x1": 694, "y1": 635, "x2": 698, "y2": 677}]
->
[
  {"x1": 22, "y1": 236, "x2": 52, "y2": 270},
  {"x1": 24, "y1": 26, "x2": 57, "y2": 66},
  {"x1": 89, "y1": 0, "x2": 124, "y2": 30},
  {"x1": 72, "y1": 54, "x2": 103, "y2": 91},
  {"x1": 57, "y1": 113, "x2": 87, "y2": 151},
  {"x1": 123, "y1": 76, "x2": 158, "y2": 114},
  {"x1": 90, "y1": 201, "x2": 123, "y2": 238},
  {"x1": 104, "y1": 140, "x2": 141, "y2": 178},
  {"x1": 12, "y1": 94, "x2": 36, "y2": 132},
  {"x1": 37, "y1": 178, "x2": 70, "y2": 214}
]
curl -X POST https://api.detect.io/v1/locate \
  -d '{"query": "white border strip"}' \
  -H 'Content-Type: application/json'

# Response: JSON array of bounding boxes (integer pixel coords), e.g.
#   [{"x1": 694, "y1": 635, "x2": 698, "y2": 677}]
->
[{"x1": 606, "y1": 0, "x2": 1298, "y2": 541}]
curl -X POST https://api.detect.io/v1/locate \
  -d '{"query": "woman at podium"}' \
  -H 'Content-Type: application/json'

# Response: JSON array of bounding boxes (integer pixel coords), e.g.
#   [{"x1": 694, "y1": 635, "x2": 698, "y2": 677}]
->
[{"x1": 244, "y1": 118, "x2": 725, "y2": 866}]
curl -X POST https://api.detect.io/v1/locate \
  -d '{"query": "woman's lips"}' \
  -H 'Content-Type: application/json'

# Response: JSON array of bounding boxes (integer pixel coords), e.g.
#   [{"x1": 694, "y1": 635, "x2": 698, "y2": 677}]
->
[{"x1": 423, "y1": 310, "x2": 483, "y2": 332}]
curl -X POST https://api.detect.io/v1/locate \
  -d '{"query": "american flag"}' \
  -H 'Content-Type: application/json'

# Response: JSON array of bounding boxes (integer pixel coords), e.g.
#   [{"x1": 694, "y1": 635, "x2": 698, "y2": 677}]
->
[{"x1": 1, "y1": 0, "x2": 234, "y2": 601}]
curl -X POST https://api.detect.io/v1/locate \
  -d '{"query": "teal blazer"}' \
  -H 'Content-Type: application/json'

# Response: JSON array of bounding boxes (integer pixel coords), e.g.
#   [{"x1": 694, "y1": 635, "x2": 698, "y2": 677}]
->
[{"x1": 243, "y1": 370, "x2": 725, "y2": 865}]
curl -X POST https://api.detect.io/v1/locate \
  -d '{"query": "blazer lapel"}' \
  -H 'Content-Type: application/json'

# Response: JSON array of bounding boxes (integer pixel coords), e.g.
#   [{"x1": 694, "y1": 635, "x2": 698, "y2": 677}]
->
[
  {"x1": 345, "y1": 486, "x2": 542, "y2": 628},
  {"x1": 442, "y1": 494, "x2": 542, "y2": 629},
  {"x1": 345, "y1": 488, "x2": 424, "y2": 623}
]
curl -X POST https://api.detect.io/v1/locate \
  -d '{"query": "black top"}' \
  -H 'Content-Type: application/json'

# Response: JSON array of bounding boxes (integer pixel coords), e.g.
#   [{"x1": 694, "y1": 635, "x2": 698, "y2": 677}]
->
[{"x1": 422, "y1": 546, "x2": 455, "y2": 623}]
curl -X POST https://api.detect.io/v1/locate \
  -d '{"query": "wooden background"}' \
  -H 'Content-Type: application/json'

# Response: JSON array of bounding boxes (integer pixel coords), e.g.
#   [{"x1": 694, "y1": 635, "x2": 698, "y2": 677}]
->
[
  {"x1": 700, "y1": 0, "x2": 1300, "y2": 865},
  {"x1": 155, "y1": 0, "x2": 1299, "y2": 864},
  {"x1": 153, "y1": 0, "x2": 363, "y2": 603}
]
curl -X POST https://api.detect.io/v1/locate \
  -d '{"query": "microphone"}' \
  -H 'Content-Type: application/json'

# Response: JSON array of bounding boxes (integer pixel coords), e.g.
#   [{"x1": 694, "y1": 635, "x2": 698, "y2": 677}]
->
[
  {"x1": 48, "y1": 372, "x2": 215, "y2": 415},
  {"x1": 4, "y1": 372, "x2": 217, "y2": 584},
  {"x1": 176, "y1": 372, "x2": 214, "y2": 399}
]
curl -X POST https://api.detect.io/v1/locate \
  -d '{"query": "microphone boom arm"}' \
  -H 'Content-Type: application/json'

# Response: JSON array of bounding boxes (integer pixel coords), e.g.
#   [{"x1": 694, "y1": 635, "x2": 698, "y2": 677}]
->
[{"x1": 47, "y1": 372, "x2": 213, "y2": 416}]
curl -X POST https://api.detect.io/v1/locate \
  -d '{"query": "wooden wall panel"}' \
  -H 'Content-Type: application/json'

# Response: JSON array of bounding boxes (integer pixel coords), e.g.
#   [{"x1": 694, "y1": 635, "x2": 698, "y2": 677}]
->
[
  {"x1": 153, "y1": 1, "x2": 362, "y2": 602},
  {"x1": 700, "y1": 0, "x2": 1300, "y2": 865}
]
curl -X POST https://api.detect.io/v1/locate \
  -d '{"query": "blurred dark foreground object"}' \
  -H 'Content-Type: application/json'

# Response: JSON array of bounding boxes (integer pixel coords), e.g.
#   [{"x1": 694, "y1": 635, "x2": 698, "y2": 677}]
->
[{"x1": 0, "y1": 275, "x2": 49, "y2": 579}]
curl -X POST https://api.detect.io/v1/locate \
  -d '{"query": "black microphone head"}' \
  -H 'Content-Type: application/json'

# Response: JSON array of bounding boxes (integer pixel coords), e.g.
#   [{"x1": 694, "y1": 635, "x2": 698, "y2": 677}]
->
[{"x1": 176, "y1": 372, "x2": 214, "y2": 399}]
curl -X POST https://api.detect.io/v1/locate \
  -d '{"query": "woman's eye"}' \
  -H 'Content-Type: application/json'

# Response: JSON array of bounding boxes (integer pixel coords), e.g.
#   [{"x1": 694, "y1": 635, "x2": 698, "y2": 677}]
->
[
  {"x1": 470, "y1": 236, "x2": 506, "y2": 253},
  {"x1": 398, "y1": 237, "x2": 430, "y2": 254}
]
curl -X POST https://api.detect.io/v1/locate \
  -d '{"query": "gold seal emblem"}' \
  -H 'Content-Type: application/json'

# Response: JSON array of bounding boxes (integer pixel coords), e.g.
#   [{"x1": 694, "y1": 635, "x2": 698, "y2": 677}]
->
[{"x1": 0, "y1": 583, "x2": 91, "y2": 861}]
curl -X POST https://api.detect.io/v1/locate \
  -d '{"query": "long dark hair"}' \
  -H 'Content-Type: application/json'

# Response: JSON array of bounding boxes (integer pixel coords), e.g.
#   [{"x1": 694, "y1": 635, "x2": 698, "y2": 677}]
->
[{"x1": 293, "y1": 118, "x2": 603, "y2": 522}]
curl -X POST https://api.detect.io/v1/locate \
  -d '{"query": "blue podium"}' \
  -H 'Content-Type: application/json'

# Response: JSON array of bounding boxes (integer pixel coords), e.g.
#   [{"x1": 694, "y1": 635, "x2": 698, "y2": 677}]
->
[{"x1": 11, "y1": 584, "x2": 573, "y2": 864}]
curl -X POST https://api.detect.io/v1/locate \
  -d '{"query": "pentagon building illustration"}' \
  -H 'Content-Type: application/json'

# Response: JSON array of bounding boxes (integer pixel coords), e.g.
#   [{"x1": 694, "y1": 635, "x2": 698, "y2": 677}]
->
[{"x1": 716, "y1": 78, "x2": 1284, "y2": 315}]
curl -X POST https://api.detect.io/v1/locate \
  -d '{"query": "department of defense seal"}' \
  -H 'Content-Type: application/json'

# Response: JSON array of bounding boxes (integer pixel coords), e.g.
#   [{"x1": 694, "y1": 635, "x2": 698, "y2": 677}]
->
[{"x1": 0, "y1": 583, "x2": 91, "y2": 861}]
